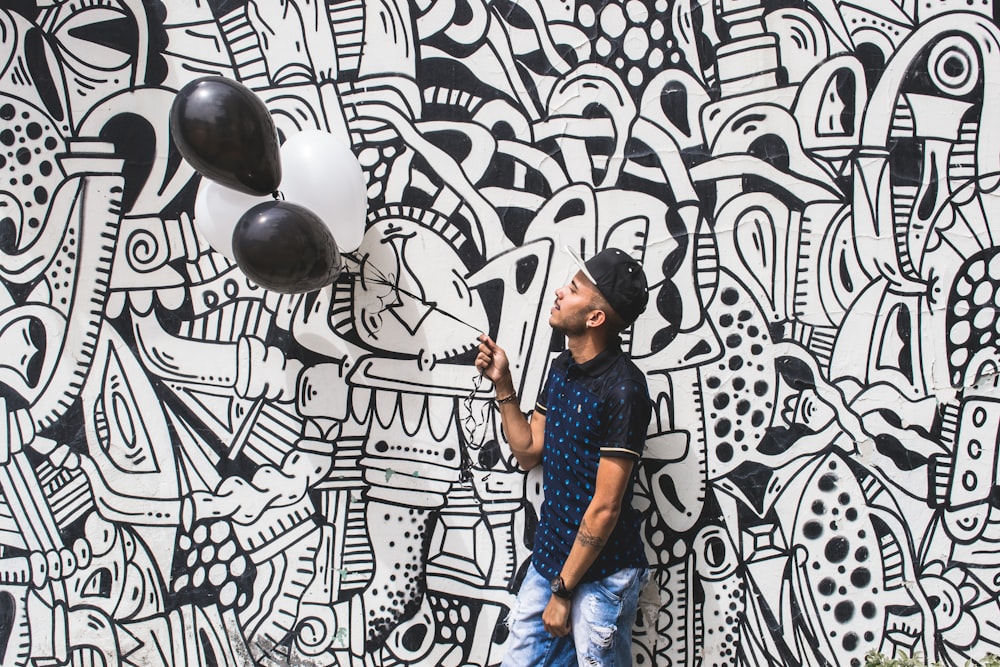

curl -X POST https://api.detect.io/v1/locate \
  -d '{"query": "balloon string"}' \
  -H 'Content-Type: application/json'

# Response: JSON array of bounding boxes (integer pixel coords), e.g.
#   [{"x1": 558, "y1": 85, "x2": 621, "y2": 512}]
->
[
  {"x1": 462, "y1": 371, "x2": 490, "y2": 448},
  {"x1": 339, "y1": 253, "x2": 492, "y2": 476},
  {"x1": 272, "y1": 190, "x2": 284, "y2": 200},
  {"x1": 460, "y1": 370, "x2": 493, "y2": 484},
  {"x1": 353, "y1": 259, "x2": 485, "y2": 335}
]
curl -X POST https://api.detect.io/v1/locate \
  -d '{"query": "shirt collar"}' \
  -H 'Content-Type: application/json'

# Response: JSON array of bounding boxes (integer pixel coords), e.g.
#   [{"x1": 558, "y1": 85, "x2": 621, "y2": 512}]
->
[{"x1": 564, "y1": 339, "x2": 623, "y2": 377}]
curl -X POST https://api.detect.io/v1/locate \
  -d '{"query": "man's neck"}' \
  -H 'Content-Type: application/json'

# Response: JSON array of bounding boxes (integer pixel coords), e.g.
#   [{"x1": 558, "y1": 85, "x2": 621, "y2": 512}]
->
[{"x1": 565, "y1": 330, "x2": 609, "y2": 365}]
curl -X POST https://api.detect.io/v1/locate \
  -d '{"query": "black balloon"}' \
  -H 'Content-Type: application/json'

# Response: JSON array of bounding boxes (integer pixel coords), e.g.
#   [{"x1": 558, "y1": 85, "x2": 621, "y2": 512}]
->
[
  {"x1": 232, "y1": 201, "x2": 343, "y2": 294},
  {"x1": 170, "y1": 76, "x2": 282, "y2": 196}
]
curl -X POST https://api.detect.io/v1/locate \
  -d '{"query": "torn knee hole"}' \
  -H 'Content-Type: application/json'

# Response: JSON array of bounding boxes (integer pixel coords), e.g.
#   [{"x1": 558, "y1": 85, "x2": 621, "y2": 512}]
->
[{"x1": 592, "y1": 625, "x2": 615, "y2": 649}]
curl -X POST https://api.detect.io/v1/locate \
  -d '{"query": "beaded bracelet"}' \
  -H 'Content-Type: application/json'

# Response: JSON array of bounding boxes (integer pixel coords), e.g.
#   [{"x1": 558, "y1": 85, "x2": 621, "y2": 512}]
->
[{"x1": 495, "y1": 392, "x2": 518, "y2": 406}]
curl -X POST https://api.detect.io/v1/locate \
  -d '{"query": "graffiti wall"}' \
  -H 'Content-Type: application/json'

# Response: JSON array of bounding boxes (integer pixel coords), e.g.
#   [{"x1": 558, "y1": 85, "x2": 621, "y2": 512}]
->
[{"x1": 1, "y1": 0, "x2": 998, "y2": 665}]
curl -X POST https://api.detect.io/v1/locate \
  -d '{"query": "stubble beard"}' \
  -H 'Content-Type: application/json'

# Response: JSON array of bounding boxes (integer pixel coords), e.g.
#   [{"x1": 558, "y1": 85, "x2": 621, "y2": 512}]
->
[{"x1": 550, "y1": 307, "x2": 589, "y2": 337}]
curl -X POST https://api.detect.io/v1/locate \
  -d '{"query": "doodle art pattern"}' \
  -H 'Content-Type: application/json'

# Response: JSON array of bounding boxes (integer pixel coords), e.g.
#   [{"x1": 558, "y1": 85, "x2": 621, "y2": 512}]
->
[{"x1": 0, "y1": 0, "x2": 999, "y2": 665}]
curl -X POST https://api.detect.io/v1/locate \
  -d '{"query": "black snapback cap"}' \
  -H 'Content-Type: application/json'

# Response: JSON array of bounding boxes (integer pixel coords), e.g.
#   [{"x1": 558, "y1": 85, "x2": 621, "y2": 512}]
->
[{"x1": 568, "y1": 246, "x2": 649, "y2": 325}]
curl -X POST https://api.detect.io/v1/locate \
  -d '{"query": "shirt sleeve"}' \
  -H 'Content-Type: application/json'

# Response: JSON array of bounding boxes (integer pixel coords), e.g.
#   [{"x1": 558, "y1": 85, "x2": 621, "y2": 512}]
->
[
  {"x1": 599, "y1": 380, "x2": 651, "y2": 460},
  {"x1": 535, "y1": 374, "x2": 551, "y2": 415}
]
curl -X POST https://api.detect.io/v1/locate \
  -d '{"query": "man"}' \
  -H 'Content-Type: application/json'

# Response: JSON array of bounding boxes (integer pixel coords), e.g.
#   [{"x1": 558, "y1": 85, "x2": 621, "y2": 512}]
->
[{"x1": 476, "y1": 247, "x2": 652, "y2": 666}]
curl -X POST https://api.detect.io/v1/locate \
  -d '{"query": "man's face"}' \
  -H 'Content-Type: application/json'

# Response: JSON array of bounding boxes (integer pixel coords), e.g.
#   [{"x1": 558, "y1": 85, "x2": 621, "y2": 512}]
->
[{"x1": 549, "y1": 270, "x2": 602, "y2": 335}]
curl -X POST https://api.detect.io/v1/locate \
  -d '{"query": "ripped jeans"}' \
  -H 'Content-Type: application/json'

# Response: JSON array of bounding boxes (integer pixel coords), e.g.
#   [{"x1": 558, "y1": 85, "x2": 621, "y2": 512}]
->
[{"x1": 500, "y1": 563, "x2": 650, "y2": 667}]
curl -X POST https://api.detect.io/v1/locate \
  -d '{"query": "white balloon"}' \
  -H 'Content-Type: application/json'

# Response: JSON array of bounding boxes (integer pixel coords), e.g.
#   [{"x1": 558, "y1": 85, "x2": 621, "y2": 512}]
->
[
  {"x1": 194, "y1": 180, "x2": 270, "y2": 259},
  {"x1": 280, "y1": 130, "x2": 368, "y2": 253}
]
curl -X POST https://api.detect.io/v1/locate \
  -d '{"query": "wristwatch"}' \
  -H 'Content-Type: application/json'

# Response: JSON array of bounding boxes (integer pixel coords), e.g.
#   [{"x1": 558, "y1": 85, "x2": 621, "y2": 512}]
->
[{"x1": 550, "y1": 575, "x2": 574, "y2": 600}]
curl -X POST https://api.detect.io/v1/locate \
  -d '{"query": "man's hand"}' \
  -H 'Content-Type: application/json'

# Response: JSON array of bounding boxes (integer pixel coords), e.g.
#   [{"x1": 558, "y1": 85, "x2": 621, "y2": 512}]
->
[
  {"x1": 542, "y1": 595, "x2": 571, "y2": 637},
  {"x1": 475, "y1": 334, "x2": 511, "y2": 387},
  {"x1": 475, "y1": 333, "x2": 543, "y2": 469}
]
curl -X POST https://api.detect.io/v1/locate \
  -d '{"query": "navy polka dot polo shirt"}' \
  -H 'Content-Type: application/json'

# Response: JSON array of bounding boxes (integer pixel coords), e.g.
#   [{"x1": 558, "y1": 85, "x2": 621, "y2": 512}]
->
[{"x1": 531, "y1": 342, "x2": 651, "y2": 583}]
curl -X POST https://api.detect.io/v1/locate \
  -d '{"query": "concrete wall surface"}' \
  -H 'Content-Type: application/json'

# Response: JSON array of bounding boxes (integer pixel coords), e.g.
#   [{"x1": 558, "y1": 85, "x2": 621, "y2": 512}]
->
[{"x1": 0, "y1": 1, "x2": 997, "y2": 665}]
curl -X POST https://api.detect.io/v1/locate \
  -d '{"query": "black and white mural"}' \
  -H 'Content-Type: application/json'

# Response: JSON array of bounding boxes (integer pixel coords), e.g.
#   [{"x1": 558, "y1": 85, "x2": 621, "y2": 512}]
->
[{"x1": 1, "y1": 0, "x2": 999, "y2": 665}]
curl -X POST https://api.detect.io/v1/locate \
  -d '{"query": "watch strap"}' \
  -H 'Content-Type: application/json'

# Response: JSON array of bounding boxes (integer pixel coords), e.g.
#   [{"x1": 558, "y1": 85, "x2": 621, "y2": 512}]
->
[{"x1": 551, "y1": 575, "x2": 574, "y2": 599}]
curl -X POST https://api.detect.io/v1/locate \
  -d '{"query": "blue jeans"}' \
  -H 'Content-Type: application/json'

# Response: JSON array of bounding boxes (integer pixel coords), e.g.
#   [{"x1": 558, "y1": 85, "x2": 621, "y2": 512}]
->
[{"x1": 500, "y1": 563, "x2": 650, "y2": 667}]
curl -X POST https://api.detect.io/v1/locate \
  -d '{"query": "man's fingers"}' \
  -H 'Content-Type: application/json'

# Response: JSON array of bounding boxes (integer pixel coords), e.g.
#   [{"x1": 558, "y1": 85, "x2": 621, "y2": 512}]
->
[
  {"x1": 478, "y1": 333, "x2": 498, "y2": 351},
  {"x1": 477, "y1": 337, "x2": 500, "y2": 361},
  {"x1": 544, "y1": 624, "x2": 569, "y2": 638}
]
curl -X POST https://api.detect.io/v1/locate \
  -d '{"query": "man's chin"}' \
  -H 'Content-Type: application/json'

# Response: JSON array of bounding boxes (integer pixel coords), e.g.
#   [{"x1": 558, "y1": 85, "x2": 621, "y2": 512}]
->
[{"x1": 549, "y1": 319, "x2": 570, "y2": 335}]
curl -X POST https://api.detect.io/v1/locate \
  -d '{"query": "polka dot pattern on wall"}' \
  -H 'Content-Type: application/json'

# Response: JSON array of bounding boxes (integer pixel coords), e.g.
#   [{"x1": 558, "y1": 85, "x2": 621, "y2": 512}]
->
[
  {"x1": 791, "y1": 456, "x2": 885, "y2": 667},
  {"x1": 0, "y1": 98, "x2": 65, "y2": 252},
  {"x1": 946, "y1": 246, "x2": 1000, "y2": 387},
  {"x1": 171, "y1": 519, "x2": 255, "y2": 611},
  {"x1": 701, "y1": 274, "x2": 777, "y2": 479},
  {"x1": 575, "y1": 0, "x2": 685, "y2": 94}
]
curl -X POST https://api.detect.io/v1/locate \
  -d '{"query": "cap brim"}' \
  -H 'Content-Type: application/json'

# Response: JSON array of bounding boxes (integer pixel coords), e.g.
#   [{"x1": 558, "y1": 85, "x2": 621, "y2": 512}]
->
[{"x1": 565, "y1": 245, "x2": 597, "y2": 285}]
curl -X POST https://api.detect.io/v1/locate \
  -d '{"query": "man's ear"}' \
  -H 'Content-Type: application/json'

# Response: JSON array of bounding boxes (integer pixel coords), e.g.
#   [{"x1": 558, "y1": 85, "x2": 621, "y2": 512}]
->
[{"x1": 587, "y1": 309, "x2": 607, "y2": 328}]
